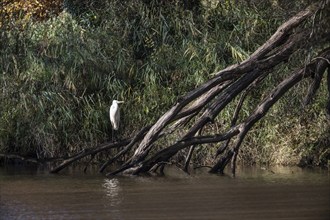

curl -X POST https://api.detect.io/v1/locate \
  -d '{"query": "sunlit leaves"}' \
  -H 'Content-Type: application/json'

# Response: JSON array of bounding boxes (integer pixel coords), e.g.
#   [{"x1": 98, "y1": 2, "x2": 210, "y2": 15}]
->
[{"x1": 0, "y1": 0, "x2": 62, "y2": 28}]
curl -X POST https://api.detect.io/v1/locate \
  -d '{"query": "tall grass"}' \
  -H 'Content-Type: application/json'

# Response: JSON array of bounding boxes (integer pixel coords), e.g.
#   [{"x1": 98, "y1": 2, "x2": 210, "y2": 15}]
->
[{"x1": 0, "y1": 0, "x2": 328, "y2": 166}]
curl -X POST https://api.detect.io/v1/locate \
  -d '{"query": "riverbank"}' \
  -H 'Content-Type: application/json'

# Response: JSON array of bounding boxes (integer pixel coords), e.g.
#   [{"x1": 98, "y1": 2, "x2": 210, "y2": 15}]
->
[{"x1": 1, "y1": 0, "x2": 329, "y2": 168}]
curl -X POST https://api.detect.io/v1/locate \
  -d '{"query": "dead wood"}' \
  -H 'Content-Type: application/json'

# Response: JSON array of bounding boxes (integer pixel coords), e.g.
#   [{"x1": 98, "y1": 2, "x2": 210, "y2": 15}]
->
[
  {"x1": 303, "y1": 57, "x2": 329, "y2": 106},
  {"x1": 99, "y1": 125, "x2": 151, "y2": 173},
  {"x1": 211, "y1": 48, "x2": 330, "y2": 174},
  {"x1": 50, "y1": 139, "x2": 131, "y2": 173}
]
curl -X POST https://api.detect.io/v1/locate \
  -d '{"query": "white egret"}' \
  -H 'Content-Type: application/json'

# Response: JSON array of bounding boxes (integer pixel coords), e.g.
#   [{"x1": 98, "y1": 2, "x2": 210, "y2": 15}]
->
[{"x1": 109, "y1": 100, "x2": 124, "y2": 141}]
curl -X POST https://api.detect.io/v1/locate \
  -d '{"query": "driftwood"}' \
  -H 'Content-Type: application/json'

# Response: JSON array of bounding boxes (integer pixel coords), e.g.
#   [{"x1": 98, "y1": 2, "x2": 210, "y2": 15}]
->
[{"x1": 49, "y1": 1, "x2": 330, "y2": 175}]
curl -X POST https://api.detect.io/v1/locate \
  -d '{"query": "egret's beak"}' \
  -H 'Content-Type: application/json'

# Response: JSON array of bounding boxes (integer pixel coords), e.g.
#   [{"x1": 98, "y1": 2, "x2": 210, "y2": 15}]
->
[{"x1": 117, "y1": 101, "x2": 124, "y2": 104}]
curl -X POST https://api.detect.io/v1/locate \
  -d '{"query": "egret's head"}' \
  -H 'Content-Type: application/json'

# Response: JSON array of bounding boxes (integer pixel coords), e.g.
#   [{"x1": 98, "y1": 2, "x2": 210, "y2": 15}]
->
[{"x1": 112, "y1": 100, "x2": 124, "y2": 105}]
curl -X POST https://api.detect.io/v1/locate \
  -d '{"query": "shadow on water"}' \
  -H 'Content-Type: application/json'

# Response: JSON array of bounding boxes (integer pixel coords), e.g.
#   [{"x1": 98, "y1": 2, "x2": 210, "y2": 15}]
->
[{"x1": 0, "y1": 164, "x2": 329, "y2": 220}]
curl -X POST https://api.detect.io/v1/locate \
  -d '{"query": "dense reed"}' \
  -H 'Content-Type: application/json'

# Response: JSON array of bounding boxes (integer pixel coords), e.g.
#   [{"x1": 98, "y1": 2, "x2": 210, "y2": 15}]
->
[{"x1": 0, "y1": 0, "x2": 328, "y2": 166}]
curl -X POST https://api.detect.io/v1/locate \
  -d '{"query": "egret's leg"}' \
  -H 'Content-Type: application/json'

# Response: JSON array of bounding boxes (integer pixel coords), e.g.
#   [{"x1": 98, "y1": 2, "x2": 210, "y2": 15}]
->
[{"x1": 112, "y1": 128, "x2": 114, "y2": 142}]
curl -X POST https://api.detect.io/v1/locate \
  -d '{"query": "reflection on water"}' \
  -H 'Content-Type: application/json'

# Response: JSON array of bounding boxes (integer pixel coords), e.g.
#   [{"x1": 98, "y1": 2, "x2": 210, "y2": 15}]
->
[
  {"x1": 103, "y1": 178, "x2": 121, "y2": 206},
  {"x1": 0, "y1": 165, "x2": 329, "y2": 220},
  {"x1": 103, "y1": 178, "x2": 122, "y2": 220}
]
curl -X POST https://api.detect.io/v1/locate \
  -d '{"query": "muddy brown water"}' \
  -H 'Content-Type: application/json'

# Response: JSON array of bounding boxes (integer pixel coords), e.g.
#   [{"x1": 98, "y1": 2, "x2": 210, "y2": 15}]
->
[{"x1": 0, "y1": 165, "x2": 329, "y2": 220}]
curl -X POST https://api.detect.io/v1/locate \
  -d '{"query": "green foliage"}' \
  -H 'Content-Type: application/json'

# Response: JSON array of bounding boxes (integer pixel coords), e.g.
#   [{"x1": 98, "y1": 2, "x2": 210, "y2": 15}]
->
[{"x1": 0, "y1": 0, "x2": 328, "y2": 165}]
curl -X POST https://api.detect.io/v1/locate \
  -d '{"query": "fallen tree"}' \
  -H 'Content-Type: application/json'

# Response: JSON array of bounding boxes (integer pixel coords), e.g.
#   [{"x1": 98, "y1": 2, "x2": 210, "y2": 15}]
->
[{"x1": 49, "y1": 1, "x2": 330, "y2": 175}]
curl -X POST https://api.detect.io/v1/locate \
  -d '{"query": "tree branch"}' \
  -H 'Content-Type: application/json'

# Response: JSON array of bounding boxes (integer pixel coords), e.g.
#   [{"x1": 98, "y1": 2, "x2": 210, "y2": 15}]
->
[{"x1": 50, "y1": 139, "x2": 131, "y2": 173}]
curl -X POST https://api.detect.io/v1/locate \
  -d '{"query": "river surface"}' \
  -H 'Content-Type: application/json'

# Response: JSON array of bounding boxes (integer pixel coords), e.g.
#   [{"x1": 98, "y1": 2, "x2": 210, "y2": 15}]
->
[{"x1": 0, "y1": 165, "x2": 329, "y2": 220}]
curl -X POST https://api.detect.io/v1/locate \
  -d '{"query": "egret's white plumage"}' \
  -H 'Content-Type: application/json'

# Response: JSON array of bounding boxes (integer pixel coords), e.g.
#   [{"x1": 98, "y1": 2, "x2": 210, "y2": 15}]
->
[{"x1": 109, "y1": 100, "x2": 124, "y2": 140}]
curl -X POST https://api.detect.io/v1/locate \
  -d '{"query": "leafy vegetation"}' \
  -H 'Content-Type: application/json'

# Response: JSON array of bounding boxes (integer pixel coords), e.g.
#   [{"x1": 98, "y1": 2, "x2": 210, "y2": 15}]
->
[{"x1": 0, "y1": 0, "x2": 328, "y2": 167}]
